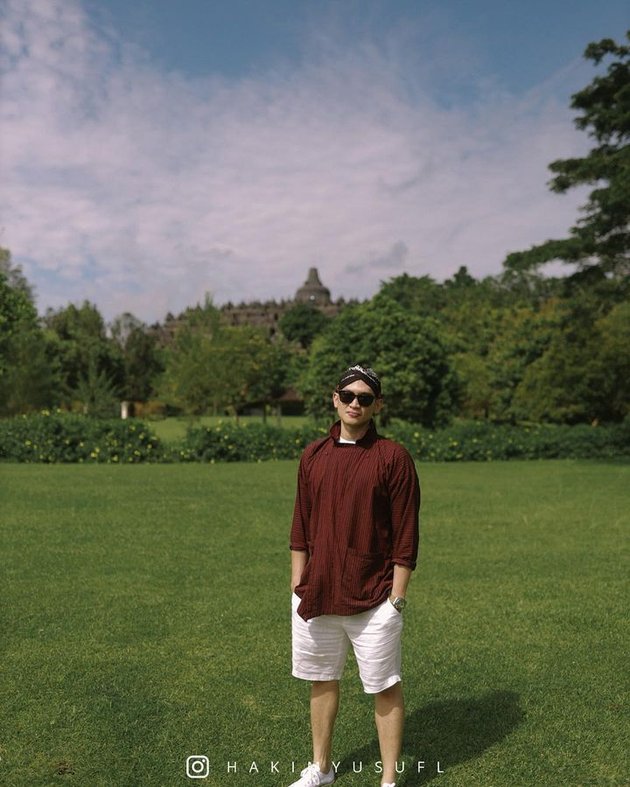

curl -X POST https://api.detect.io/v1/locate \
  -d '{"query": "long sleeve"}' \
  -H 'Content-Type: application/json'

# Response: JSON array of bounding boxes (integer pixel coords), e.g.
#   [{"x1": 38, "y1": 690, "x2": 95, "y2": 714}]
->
[
  {"x1": 290, "y1": 452, "x2": 311, "y2": 552},
  {"x1": 388, "y1": 448, "x2": 420, "y2": 569}
]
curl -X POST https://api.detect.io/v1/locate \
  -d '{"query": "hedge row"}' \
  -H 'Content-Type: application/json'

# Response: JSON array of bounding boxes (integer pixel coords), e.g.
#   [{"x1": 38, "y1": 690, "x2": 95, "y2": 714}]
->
[
  {"x1": 386, "y1": 419, "x2": 630, "y2": 462},
  {"x1": 0, "y1": 411, "x2": 162, "y2": 463},
  {"x1": 177, "y1": 421, "x2": 327, "y2": 463},
  {"x1": 0, "y1": 411, "x2": 628, "y2": 463}
]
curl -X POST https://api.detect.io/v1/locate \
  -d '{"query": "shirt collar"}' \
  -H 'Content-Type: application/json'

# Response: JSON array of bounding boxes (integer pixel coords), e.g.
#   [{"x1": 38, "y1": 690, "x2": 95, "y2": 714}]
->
[{"x1": 330, "y1": 419, "x2": 378, "y2": 446}]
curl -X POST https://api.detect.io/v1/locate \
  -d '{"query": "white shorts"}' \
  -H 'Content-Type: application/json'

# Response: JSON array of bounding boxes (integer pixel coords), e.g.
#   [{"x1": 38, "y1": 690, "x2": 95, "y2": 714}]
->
[{"x1": 291, "y1": 593, "x2": 403, "y2": 694}]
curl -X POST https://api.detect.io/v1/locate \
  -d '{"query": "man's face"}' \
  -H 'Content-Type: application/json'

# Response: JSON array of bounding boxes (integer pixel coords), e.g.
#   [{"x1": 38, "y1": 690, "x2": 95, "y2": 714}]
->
[{"x1": 332, "y1": 379, "x2": 383, "y2": 434}]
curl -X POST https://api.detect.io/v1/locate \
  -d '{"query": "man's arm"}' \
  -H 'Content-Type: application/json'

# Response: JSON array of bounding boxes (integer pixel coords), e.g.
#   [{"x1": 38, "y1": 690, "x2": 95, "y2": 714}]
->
[
  {"x1": 391, "y1": 564, "x2": 412, "y2": 599},
  {"x1": 291, "y1": 549, "x2": 308, "y2": 593},
  {"x1": 389, "y1": 448, "x2": 421, "y2": 570}
]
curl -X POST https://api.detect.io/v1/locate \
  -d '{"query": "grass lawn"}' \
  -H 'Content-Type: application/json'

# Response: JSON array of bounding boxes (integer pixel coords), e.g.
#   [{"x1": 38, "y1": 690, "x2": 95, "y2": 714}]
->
[
  {"x1": 147, "y1": 415, "x2": 312, "y2": 444},
  {"x1": 1, "y1": 460, "x2": 628, "y2": 786}
]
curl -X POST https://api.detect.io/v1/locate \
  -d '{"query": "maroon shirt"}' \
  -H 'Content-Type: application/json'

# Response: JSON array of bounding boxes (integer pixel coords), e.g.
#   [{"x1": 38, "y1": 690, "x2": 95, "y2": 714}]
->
[{"x1": 290, "y1": 420, "x2": 420, "y2": 621}]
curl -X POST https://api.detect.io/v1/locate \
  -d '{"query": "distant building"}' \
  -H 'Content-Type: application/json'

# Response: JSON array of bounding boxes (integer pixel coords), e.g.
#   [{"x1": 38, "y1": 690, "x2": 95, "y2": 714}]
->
[
  {"x1": 295, "y1": 267, "x2": 332, "y2": 306},
  {"x1": 220, "y1": 267, "x2": 343, "y2": 337},
  {"x1": 151, "y1": 268, "x2": 346, "y2": 345}
]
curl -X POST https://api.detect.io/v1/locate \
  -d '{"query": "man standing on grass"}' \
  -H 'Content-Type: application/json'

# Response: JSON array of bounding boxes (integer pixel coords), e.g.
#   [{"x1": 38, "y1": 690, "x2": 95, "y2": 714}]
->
[{"x1": 288, "y1": 364, "x2": 420, "y2": 787}]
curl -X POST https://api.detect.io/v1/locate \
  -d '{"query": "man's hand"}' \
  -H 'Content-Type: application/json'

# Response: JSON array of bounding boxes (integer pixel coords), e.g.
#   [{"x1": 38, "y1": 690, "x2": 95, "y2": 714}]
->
[
  {"x1": 391, "y1": 564, "x2": 412, "y2": 599},
  {"x1": 291, "y1": 549, "x2": 308, "y2": 593}
]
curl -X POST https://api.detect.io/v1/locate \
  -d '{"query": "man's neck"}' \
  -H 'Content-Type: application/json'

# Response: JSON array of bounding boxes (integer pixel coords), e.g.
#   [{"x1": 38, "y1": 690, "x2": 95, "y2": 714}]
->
[{"x1": 339, "y1": 421, "x2": 370, "y2": 442}]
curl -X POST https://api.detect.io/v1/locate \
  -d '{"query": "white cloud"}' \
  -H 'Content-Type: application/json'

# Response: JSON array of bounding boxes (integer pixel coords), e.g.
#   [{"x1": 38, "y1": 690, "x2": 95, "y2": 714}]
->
[{"x1": 0, "y1": 0, "x2": 590, "y2": 322}]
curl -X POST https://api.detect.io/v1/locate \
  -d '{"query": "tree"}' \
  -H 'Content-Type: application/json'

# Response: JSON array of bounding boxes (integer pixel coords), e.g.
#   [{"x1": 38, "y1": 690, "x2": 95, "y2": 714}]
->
[
  {"x1": 120, "y1": 326, "x2": 164, "y2": 402},
  {"x1": 159, "y1": 318, "x2": 290, "y2": 418},
  {"x1": 0, "y1": 249, "x2": 60, "y2": 415},
  {"x1": 278, "y1": 303, "x2": 330, "y2": 348},
  {"x1": 0, "y1": 249, "x2": 38, "y2": 351},
  {"x1": 483, "y1": 302, "x2": 562, "y2": 423},
  {"x1": 109, "y1": 312, "x2": 145, "y2": 348},
  {"x1": 591, "y1": 301, "x2": 630, "y2": 420},
  {"x1": 512, "y1": 298, "x2": 630, "y2": 423},
  {"x1": 449, "y1": 353, "x2": 494, "y2": 420},
  {"x1": 504, "y1": 31, "x2": 630, "y2": 277},
  {"x1": 378, "y1": 273, "x2": 446, "y2": 315},
  {"x1": 0, "y1": 247, "x2": 34, "y2": 301},
  {"x1": 110, "y1": 313, "x2": 164, "y2": 402},
  {"x1": 74, "y1": 355, "x2": 120, "y2": 417},
  {"x1": 300, "y1": 296, "x2": 459, "y2": 427},
  {"x1": 44, "y1": 301, "x2": 124, "y2": 410}
]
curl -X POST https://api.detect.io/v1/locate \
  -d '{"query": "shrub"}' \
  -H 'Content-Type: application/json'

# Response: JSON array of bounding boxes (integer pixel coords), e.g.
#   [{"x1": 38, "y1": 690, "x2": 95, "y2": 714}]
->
[
  {"x1": 0, "y1": 410, "x2": 162, "y2": 463},
  {"x1": 385, "y1": 419, "x2": 630, "y2": 462},
  {"x1": 1, "y1": 413, "x2": 627, "y2": 464},
  {"x1": 176, "y1": 421, "x2": 327, "y2": 463}
]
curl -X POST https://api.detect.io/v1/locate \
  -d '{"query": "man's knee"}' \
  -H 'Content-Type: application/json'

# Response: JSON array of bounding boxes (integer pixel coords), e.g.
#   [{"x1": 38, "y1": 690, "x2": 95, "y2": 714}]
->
[
  {"x1": 377, "y1": 681, "x2": 402, "y2": 697},
  {"x1": 374, "y1": 680, "x2": 403, "y2": 713}
]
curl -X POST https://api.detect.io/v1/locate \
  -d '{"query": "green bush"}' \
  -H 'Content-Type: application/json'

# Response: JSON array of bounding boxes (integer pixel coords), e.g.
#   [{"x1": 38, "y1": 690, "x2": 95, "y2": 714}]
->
[
  {"x1": 385, "y1": 419, "x2": 630, "y2": 461},
  {"x1": 1, "y1": 412, "x2": 628, "y2": 463},
  {"x1": 176, "y1": 420, "x2": 327, "y2": 463},
  {"x1": 0, "y1": 410, "x2": 162, "y2": 463}
]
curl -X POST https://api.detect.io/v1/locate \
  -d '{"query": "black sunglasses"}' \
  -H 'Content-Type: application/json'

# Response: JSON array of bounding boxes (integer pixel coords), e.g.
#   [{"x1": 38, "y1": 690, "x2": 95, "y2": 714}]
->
[{"x1": 337, "y1": 389, "x2": 377, "y2": 407}]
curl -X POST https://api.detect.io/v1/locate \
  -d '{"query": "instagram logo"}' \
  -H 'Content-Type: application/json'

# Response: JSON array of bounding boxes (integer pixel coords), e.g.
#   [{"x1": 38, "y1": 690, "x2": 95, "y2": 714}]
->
[{"x1": 186, "y1": 755, "x2": 210, "y2": 779}]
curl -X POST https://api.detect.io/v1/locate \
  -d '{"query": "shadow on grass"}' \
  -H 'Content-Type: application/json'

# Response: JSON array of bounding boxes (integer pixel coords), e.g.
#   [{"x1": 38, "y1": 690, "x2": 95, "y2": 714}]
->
[{"x1": 342, "y1": 690, "x2": 524, "y2": 785}]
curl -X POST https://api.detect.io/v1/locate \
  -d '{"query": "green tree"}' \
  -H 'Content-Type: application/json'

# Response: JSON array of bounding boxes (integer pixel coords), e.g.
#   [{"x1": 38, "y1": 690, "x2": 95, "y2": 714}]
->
[
  {"x1": 592, "y1": 301, "x2": 630, "y2": 420},
  {"x1": 159, "y1": 329, "x2": 215, "y2": 415},
  {"x1": 159, "y1": 315, "x2": 289, "y2": 418},
  {"x1": 222, "y1": 327, "x2": 290, "y2": 417},
  {"x1": 177, "y1": 295, "x2": 223, "y2": 334},
  {"x1": 121, "y1": 326, "x2": 164, "y2": 402},
  {"x1": 0, "y1": 250, "x2": 38, "y2": 352},
  {"x1": 109, "y1": 312, "x2": 144, "y2": 347},
  {"x1": 278, "y1": 303, "x2": 330, "y2": 348},
  {"x1": 44, "y1": 301, "x2": 124, "y2": 410},
  {"x1": 483, "y1": 302, "x2": 562, "y2": 422},
  {"x1": 0, "y1": 247, "x2": 34, "y2": 301},
  {"x1": 504, "y1": 32, "x2": 630, "y2": 277},
  {"x1": 158, "y1": 298, "x2": 223, "y2": 414},
  {"x1": 512, "y1": 298, "x2": 630, "y2": 423},
  {"x1": 110, "y1": 313, "x2": 164, "y2": 402},
  {"x1": 378, "y1": 273, "x2": 446, "y2": 315},
  {"x1": 74, "y1": 355, "x2": 120, "y2": 417},
  {"x1": 0, "y1": 249, "x2": 60, "y2": 415},
  {"x1": 300, "y1": 296, "x2": 459, "y2": 427},
  {"x1": 450, "y1": 352, "x2": 494, "y2": 420}
]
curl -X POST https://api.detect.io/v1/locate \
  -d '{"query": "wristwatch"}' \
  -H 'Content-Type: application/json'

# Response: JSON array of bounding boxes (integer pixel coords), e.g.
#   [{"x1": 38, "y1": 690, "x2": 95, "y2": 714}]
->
[{"x1": 389, "y1": 596, "x2": 407, "y2": 612}]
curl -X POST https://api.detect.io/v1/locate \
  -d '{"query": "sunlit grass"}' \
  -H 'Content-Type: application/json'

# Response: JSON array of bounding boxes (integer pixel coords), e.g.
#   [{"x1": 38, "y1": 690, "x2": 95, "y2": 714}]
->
[
  {"x1": 1, "y1": 460, "x2": 628, "y2": 785},
  {"x1": 146, "y1": 414, "x2": 312, "y2": 444}
]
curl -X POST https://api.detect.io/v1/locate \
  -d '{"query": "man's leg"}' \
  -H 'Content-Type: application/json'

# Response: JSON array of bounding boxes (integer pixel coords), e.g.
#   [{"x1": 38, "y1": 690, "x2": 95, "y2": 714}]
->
[
  {"x1": 310, "y1": 680, "x2": 340, "y2": 772},
  {"x1": 374, "y1": 681, "x2": 404, "y2": 785}
]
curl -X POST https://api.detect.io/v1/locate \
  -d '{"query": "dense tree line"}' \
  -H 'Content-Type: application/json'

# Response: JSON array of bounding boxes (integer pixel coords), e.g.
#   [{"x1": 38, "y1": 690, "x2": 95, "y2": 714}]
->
[
  {"x1": 0, "y1": 32, "x2": 628, "y2": 426},
  {"x1": 1, "y1": 248, "x2": 627, "y2": 426}
]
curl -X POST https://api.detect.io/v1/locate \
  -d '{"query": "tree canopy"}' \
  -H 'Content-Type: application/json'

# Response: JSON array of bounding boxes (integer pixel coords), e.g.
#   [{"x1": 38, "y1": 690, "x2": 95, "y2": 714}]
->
[
  {"x1": 278, "y1": 302, "x2": 330, "y2": 348},
  {"x1": 0, "y1": 249, "x2": 59, "y2": 415},
  {"x1": 504, "y1": 31, "x2": 630, "y2": 277},
  {"x1": 158, "y1": 300, "x2": 290, "y2": 418},
  {"x1": 300, "y1": 295, "x2": 459, "y2": 427}
]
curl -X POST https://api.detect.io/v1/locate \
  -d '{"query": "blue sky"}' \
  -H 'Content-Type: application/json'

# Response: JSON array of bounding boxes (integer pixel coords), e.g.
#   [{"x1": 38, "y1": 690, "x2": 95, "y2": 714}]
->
[
  {"x1": 1, "y1": 0, "x2": 627, "y2": 322},
  {"x1": 86, "y1": 0, "x2": 626, "y2": 93}
]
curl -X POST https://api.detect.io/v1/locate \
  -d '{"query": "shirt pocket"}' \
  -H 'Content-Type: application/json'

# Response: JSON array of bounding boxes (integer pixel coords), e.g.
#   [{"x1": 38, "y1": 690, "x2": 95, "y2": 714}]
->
[{"x1": 342, "y1": 548, "x2": 386, "y2": 602}]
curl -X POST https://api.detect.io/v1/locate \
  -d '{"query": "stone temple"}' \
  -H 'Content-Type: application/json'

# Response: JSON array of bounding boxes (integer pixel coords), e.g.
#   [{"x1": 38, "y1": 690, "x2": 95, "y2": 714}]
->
[
  {"x1": 220, "y1": 267, "x2": 343, "y2": 337},
  {"x1": 295, "y1": 267, "x2": 332, "y2": 307}
]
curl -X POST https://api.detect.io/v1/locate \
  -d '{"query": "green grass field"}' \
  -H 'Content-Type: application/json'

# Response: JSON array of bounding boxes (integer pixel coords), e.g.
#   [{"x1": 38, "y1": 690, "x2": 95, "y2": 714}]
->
[
  {"x1": 147, "y1": 415, "x2": 312, "y2": 444},
  {"x1": 1, "y1": 460, "x2": 628, "y2": 786}
]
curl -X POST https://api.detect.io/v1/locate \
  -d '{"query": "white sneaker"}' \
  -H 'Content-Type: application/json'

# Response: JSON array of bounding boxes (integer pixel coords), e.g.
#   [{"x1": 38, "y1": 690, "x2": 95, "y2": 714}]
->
[
  {"x1": 382, "y1": 783, "x2": 396, "y2": 787},
  {"x1": 288, "y1": 762, "x2": 335, "y2": 786}
]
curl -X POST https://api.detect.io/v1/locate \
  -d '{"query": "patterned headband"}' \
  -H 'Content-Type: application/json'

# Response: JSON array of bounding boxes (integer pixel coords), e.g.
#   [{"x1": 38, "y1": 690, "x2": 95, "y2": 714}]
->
[{"x1": 337, "y1": 364, "x2": 382, "y2": 396}]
